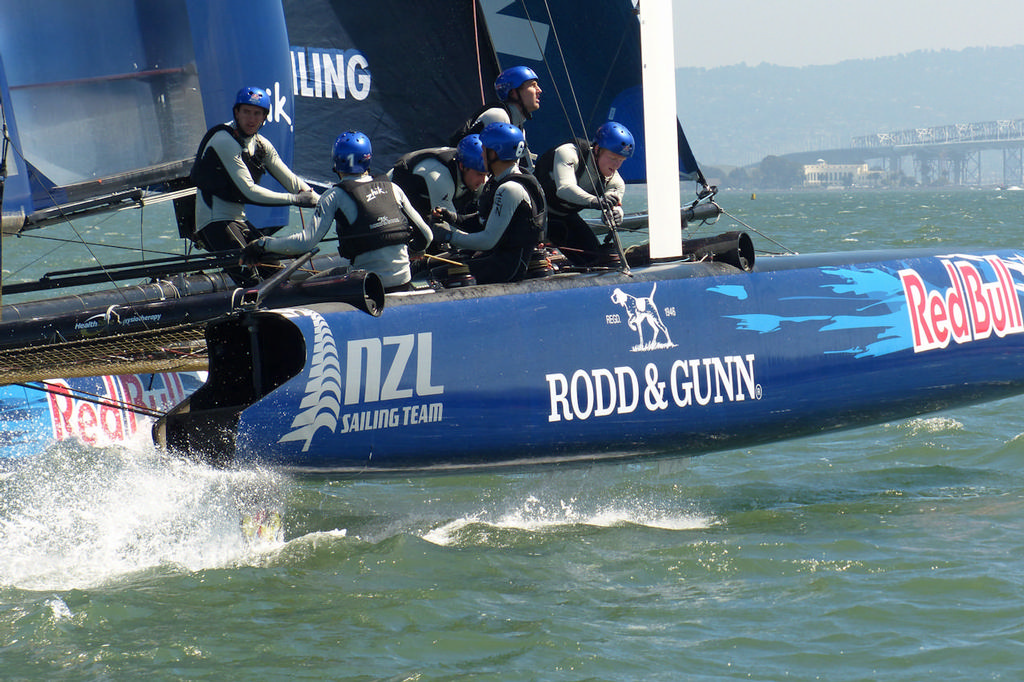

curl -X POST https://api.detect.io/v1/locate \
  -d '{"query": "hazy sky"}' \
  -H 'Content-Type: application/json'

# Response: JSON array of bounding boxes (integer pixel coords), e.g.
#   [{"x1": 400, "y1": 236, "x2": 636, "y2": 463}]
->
[{"x1": 671, "y1": 0, "x2": 1024, "y2": 68}]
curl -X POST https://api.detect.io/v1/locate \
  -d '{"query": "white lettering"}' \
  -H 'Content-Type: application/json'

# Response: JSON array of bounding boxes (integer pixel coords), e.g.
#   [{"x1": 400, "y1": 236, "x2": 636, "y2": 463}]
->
[
  {"x1": 347, "y1": 50, "x2": 370, "y2": 100},
  {"x1": 415, "y1": 332, "x2": 444, "y2": 396},
  {"x1": 548, "y1": 356, "x2": 759, "y2": 422},
  {"x1": 382, "y1": 335, "x2": 415, "y2": 401},
  {"x1": 345, "y1": 338, "x2": 382, "y2": 404},
  {"x1": 290, "y1": 47, "x2": 371, "y2": 101},
  {"x1": 592, "y1": 368, "x2": 616, "y2": 417},
  {"x1": 570, "y1": 369, "x2": 594, "y2": 420},
  {"x1": 545, "y1": 373, "x2": 571, "y2": 422}
]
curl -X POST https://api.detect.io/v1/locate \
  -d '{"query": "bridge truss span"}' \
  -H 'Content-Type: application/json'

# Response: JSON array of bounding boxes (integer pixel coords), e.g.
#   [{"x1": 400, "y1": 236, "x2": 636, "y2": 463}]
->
[{"x1": 849, "y1": 118, "x2": 1024, "y2": 187}]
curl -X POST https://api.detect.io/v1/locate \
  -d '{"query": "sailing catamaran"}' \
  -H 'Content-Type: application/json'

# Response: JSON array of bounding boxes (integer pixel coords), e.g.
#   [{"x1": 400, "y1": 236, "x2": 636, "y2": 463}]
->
[
  {"x1": 159, "y1": 1, "x2": 1024, "y2": 473},
  {"x1": 3, "y1": 0, "x2": 1024, "y2": 473}
]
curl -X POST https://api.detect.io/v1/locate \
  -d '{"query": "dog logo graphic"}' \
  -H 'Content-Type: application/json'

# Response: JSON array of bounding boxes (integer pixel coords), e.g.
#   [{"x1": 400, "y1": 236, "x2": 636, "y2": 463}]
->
[{"x1": 610, "y1": 283, "x2": 676, "y2": 351}]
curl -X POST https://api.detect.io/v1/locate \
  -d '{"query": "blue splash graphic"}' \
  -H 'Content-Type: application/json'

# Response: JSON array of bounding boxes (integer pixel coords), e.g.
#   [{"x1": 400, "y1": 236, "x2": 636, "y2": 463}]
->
[
  {"x1": 723, "y1": 265, "x2": 912, "y2": 358},
  {"x1": 708, "y1": 284, "x2": 749, "y2": 301}
]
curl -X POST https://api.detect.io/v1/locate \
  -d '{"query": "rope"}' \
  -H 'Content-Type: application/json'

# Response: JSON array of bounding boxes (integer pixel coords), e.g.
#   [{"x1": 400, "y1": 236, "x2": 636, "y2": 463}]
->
[
  {"x1": 720, "y1": 208, "x2": 798, "y2": 255},
  {"x1": 472, "y1": 0, "x2": 486, "y2": 104},
  {"x1": 15, "y1": 381, "x2": 169, "y2": 419}
]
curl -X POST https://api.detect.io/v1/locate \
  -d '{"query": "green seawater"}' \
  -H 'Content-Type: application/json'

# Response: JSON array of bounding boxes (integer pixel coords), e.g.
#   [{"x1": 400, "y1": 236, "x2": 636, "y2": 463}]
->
[{"x1": 2, "y1": 188, "x2": 1024, "y2": 680}]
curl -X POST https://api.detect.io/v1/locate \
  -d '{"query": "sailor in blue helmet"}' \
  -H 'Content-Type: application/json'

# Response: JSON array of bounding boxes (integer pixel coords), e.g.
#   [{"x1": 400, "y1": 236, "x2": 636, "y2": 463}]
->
[
  {"x1": 448, "y1": 65, "x2": 542, "y2": 171},
  {"x1": 534, "y1": 121, "x2": 633, "y2": 266},
  {"x1": 387, "y1": 134, "x2": 488, "y2": 232},
  {"x1": 246, "y1": 131, "x2": 432, "y2": 293},
  {"x1": 431, "y1": 122, "x2": 546, "y2": 285},
  {"x1": 190, "y1": 86, "x2": 319, "y2": 284}
]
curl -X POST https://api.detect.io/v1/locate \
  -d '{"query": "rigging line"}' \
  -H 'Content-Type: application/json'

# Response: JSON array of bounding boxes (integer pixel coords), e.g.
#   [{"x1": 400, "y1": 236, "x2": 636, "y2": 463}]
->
[
  {"x1": 4, "y1": 207, "x2": 128, "y2": 281},
  {"x1": 15, "y1": 381, "x2": 169, "y2": 419},
  {"x1": 472, "y1": 0, "x2": 486, "y2": 104},
  {"x1": 0, "y1": 90, "x2": 9, "y2": 179},
  {"x1": 521, "y1": 0, "x2": 588, "y2": 143},
  {"x1": 537, "y1": 0, "x2": 594, "y2": 138},
  {"x1": 12, "y1": 227, "x2": 187, "y2": 258},
  {"x1": 503, "y1": 1, "x2": 581, "y2": 149},
  {"x1": 532, "y1": 0, "x2": 612, "y2": 195},
  {"x1": 720, "y1": 208, "x2": 797, "y2": 254},
  {"x1": 532, "y1": 0, "x2": 627, "y2": 240}
]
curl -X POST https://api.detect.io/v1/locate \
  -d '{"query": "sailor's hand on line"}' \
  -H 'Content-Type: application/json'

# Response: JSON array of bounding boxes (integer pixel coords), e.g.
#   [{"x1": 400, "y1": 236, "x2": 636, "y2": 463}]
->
[
  {"x1": 431, "y1": 222, "x2": 455, "y2": 247},
  {"x1": 293, "y1": 190, "x2": 318, "y2": 207},
  {"x1": 241, "y1": 237, "x2": 268, "y2": 264},
  {"x1": 601, "y1": 205, "x2": 624, "y2": 228},
  {"x1": 431, "y1": 207, "x2": 460, "y2": 226},
  {"x1": 589, "y1": 195, "x2": 616, "y2": 211}
]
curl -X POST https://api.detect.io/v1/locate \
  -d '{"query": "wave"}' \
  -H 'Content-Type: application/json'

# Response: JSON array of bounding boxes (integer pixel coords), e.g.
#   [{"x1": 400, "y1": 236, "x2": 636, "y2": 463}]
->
[
  {"x1": 0, "y1": 441, "x2": 287, "y2": 591},
  {"x1": 422, "y1": 493, "x2": 715, "y2": 547}
]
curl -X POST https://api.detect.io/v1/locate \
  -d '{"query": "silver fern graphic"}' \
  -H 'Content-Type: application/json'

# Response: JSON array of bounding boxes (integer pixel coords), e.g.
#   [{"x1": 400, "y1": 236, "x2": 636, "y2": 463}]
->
[{"x1": 278, "y1": 311, "x2": 341, "y2": 451}]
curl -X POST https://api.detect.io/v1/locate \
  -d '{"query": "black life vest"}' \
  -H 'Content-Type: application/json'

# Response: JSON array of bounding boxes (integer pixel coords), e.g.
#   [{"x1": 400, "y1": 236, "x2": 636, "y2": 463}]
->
[
  {"x1": 534, "y1": 138, "x2": 603, "y2": 214},
  {"x1": 476, "y1": 172, "x2": 547, "y2": 251},
  {"x1": 190, "y1": 123, "x2": 267, "y2": 208},
  {"x1": 389, "y1": 148, "x2": 475, "y2": 217},
  {"x1": 447, "y1": 101, "x2": 513, "y2": 147},
  {"x1": 334, "y1": 176, "x2": 414, "y2": 260}
]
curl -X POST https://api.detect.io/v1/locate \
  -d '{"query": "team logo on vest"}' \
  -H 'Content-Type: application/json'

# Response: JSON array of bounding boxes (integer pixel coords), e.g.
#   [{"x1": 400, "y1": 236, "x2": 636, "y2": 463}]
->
[{"x1": 899, "y1": 255, "x2": 1024, "y2": 353}]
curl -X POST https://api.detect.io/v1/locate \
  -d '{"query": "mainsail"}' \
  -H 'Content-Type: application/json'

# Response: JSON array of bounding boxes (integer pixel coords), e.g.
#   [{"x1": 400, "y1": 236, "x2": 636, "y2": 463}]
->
[
  {"x1": 283, "y1": 0, "x2": 704, "y2": 185},
  {"x1": 284, "y1": 0, "x2": 503, "y2": 183},
  {"x1": 477, "y1": 0, "x2": 705, "y2": 184}
]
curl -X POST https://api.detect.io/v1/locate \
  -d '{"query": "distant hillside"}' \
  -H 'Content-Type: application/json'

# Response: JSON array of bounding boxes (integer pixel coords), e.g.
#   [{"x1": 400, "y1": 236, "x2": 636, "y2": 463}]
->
[{"x1": 676, "y1": 46, "x2": 1024, "y2": 168}]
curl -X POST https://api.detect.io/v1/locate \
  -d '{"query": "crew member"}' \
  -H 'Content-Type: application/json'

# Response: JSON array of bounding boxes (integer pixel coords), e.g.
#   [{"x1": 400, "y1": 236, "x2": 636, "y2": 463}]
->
[
  {"x1": 387, "y1": 134, "x2": 488, "y2": 228},
  {"x1": 189, "y1": 86, "x2": 318, "y2": 284},
  {"x1": 535, "y1": 122, "x2": 633, "y2": 266},
  {"x1": 449, "y1": 66, "x2": 542, "y2": 171},
  {"x1": 432, "y1": 123, "x2": 546, "y2": 285},
  {"x1": 247, "y1": 131, "x2": 432, "y2": 293}
]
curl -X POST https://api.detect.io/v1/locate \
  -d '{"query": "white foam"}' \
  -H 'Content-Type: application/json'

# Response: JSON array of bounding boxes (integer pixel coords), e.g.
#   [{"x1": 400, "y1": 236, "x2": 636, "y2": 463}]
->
[
  {"x1": 421, "y1": 494, "x2": 714, "y2": 546},
  {"x1": 0, "y1": 444, "x2": 287, "y2": 591}
]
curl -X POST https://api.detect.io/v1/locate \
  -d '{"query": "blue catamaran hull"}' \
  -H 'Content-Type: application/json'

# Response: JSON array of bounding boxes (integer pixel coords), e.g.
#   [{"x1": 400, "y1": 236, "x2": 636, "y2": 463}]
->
[{"x1": 160, "y1": 248, "x2": 1024, "y2": 473}]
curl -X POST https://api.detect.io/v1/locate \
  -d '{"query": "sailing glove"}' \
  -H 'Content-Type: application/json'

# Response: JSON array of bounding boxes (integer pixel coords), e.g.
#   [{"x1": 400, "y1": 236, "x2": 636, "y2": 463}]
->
[
  {"x1": 601, "y1": 205, "x2": 624, "y2": 228},
  {"x1": 293, "y1": 190, "x2": 318, "y2": 207},
  {"x1": 432, "y1": 222, "x2": 455, "y2": 247},
  {"x1": 242, "y1": 237, "x2": 268, "y2": 262},
  {"x1": 589, "y1": 195, "x2": 616, "y2": 211},
  {"x1": 431, "y1": 207, "x2": 461, "y2": 226}
]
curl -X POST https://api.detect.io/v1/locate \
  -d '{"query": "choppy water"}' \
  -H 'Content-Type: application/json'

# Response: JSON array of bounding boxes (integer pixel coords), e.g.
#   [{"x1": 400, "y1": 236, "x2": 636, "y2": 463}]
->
[{"x1": 3, "y1": 188, "x2": 1024, "y2": 680}]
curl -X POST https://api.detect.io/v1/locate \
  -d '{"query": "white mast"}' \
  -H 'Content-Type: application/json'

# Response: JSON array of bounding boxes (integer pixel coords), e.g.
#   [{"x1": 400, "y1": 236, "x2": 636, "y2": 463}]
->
[{"x1": 638, "y1": 0, "x2": 682, "y2": 259}]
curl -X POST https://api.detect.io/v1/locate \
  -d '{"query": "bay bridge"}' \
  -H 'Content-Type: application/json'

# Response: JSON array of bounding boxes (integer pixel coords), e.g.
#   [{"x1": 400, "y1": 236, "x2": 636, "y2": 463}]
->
[{"x1": 781, "y1": 118, "x2": 1024, "y2": 186}]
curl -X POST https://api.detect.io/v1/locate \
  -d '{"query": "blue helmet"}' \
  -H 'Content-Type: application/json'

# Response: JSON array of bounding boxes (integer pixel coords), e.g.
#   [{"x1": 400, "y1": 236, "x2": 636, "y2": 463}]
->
[
  {"x1": 479, "y1": 123, "x2": 525, "y2": 161},
  {"x1": 593, "y1": 122, "x2": 635, "y2": 158},
  {"x1": 234, "y1": 86, "x2": 271, "y2": 113},
  {"x1": 455, "y1": 134, "x2": 486, "y2": 173},
  {"x1": 494, "y1": 66, "x2": 539, "y2": 102},
  {"x1": 332, "y1": 131, "x2": 372, "y2": 173}
]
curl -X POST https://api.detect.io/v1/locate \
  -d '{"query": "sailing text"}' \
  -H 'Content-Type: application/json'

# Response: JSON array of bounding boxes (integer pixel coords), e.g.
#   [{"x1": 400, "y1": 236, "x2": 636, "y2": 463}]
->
[{"x1": 291, "y1": 47, "x2": 370, "y2": 100}]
